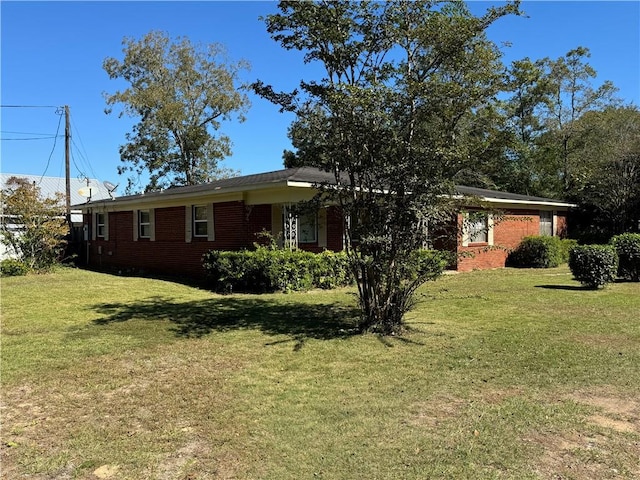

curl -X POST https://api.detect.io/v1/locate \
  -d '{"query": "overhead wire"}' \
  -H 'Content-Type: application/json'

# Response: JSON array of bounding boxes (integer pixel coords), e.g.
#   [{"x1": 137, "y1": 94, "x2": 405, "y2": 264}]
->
[
  {"x1": 0, "y1": 130, "x2": 59, "y2": 137},
  {"x1": 3, "y1": 104, "x2": 103, "y2": 184},
  {"x1": 1, "y1": 129, "x2": 61, "y2": 141},
  {"x1": 1, "y1": 130, "x2": 58, "y2": 135},
  {"x1": 69, "y1": 112, "x2": 99, "y2": 180},
  {"x1": 39, "y1": 109, "x2": 65, "y2": 183},
  {"x1": 2, "y1": 136, "x2": 60, "y2": 141},
  {"x1": 0, "y1": 105, "x2": 60, "y2": 108},
  {"x1": 70, "y1": 148, "x2": 87, "y2": 181}
]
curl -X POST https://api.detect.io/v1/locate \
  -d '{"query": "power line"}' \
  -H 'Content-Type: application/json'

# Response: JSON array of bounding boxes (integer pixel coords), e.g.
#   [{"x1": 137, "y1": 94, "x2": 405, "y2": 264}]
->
[
  {"x1": 1, "y1": 130, "x2": 57, "y2": 135},
  {"x1": 4, "y1": 104, "x2": 103, "y2": 185},
  {"x1": 2, "y1": 136, "x2": 60, "y2": 141},
  {"x1": 69, "y1": 112, "x2": 99, "y2": 180},
  {"x1": 0, "y1": 105, "x2": 61, "y2": 108},
  {"x1": 70, "y1": 148, "x2": 87, "y2": 181},
  {"x1": 39, "y1": 110, "x2": 65, "y2": 183}
]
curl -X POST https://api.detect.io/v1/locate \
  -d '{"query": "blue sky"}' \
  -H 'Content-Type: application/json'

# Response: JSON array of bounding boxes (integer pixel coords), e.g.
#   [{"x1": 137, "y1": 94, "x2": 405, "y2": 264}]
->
[{"x1": 2, "y1": 1, "x2": 639, "y2": 192}]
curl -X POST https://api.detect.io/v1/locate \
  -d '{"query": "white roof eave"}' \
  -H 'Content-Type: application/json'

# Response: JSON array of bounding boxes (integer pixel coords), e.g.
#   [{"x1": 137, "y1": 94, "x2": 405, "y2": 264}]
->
[{"x1": 76, "y1": 181, "x2": 576, "y2": 211}]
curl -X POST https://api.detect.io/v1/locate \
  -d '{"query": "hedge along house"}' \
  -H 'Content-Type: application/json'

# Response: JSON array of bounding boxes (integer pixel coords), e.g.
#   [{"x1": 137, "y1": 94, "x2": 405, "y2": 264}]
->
[{"x1": 76, "y1": 167, "x2": 575, "y2": 277}]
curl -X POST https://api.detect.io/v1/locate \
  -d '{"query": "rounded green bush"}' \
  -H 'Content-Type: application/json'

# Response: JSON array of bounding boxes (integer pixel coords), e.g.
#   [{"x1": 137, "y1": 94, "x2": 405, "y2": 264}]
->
[
  {"x1": 610, "y1": 233, "x2": 640, "y2": 281},
  {"x1": 1, "y1": 258, "x2": 30, "y2": 277},
  {"x1": 506, "y1": 235, "x2": 564, "y2": 268},
  {"x1": 568, "y1": 244, "x2": 618, "y2": 289}
]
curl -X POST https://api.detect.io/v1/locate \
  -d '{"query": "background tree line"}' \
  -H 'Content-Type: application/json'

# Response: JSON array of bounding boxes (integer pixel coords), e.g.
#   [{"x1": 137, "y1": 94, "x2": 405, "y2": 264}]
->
[{"x1": 460, "y1": 47, "x2": 639, "y2": 242}]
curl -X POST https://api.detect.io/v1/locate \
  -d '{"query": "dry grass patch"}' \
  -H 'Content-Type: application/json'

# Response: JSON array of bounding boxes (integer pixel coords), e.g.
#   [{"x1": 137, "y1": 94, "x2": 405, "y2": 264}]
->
[
  {"x1": 409, "y1": 388, "x2": 525, "y2": 429},
  {"x1": 570, "y1": 333, "x2": 639, "y2": 351},
  {"x1": 528, "y1": 429, "x2": 640, "y2": 480},
  {"x1": 527, "y1": 431, "x2": 616, "y2": 480},
  {"x1": 526, "y1": 388, "x2": 640, "y2": 479},
  {"x1": 408, "y1": 394, "x2": 467, "y2": 428},
  {"x1": 566, "y1": 389, "x2": 640, "y2": 435},
  {"x1": 1, "y1": 343, "x2": 252, "y2": 479}
]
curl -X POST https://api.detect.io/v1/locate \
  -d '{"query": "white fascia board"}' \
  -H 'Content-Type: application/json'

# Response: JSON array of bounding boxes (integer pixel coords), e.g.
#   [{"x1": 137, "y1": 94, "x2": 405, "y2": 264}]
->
[
  {"x1": 450, "y1": 194, "x2": 575, "y2": 209},
  {"x1": 480, "y1": 197, "x2": 577, "y2": 208},
  {"x1": 77, "y1": 180, "x2": 295, "y2": 212},
  {"x1": 286, "y1": 181, "x2": 317, "y2": 189}
]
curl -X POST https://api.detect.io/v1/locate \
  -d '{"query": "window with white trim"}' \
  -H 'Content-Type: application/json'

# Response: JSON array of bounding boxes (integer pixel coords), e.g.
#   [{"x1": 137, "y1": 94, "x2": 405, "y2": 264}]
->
[
  {"x1": 139, "y1": 210, "x2": 151, "y2": 238},
  {"x1": 539, "y1": 210, "x2": 553, "y2": 236},
  {"x1": 96, "y1": 213, "x2": 106, "y2": 238},
  {"x1": 298, "y1": 212, "x2": 317, "y2": 243},
  {"x1": 193, "y1": 205, "x2": 208, "y2": 237},
  {"x1": 467, "y1": 213, "x2": 488, "y2": 244}
]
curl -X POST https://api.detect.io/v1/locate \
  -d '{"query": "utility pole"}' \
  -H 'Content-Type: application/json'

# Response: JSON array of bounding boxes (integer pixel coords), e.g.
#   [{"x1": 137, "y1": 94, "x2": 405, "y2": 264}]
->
[{"x1": 64, "y1": 105, "x2": 72, "y2": 231}]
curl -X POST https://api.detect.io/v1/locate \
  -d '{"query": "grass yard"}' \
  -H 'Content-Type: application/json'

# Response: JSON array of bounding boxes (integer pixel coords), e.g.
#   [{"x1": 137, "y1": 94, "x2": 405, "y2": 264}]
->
[{"x1": 1, "y1": 266, "x2": 639, "y2": 479}]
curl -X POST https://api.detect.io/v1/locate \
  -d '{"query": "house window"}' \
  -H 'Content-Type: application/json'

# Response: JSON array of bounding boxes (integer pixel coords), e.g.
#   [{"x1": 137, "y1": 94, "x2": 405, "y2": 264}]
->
[
  {"x1": 139, "y1": 210, "x2": 151, "y2": 238},
  {"x1": 96, "y1": 213, "x2": 106, "y2": 238},
  {"x1": 298, "y1": 212, "x2": 317, "y2": 243},
  {"x1": 193, "y1": 205, "x2": 208, "y2": 237},
  {"x1": 540, "y1": 210, "x2": 553, "y2": 236},
  {"x1": 467, "y1": 213, "x2": 488, "y2": 244}
]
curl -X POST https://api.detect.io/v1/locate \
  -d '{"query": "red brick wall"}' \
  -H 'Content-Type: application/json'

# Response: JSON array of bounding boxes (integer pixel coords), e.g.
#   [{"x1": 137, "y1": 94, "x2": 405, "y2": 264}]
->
[
  {"x1": 155, "y1": 207, "x2": 184, "y2": 242},
  {"x1": 457, "y1": 209, "x2": 542, "y2": 272},
  {"x1": 327, "y1": 206, "x2": 344, "y2": 252},
  {"x1": 247, "y1": 204, "x2": 272, "y2": 246},
  {"x1": 212, "y1": 201, "x2": 249, "y2": 249},
  {"x1": 86, "y1": 201, "x2": 252, "y2": 278},
  {"x1": 86, "y1": 203, "x2": 351, "y2": 278},
  {"x1": 85, "y1": 204, "x2": 568, "y2": 276}
]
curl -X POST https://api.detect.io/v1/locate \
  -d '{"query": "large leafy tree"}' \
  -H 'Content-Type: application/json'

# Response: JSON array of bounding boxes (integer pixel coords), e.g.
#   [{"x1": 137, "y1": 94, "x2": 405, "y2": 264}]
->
[
  {"x1": 541, "y1": 47, "x2": 619, "y2": 197},
  {"x1": 481, "y1": 48, "x2": 619, "y2": 200},
  {"x1": 494, "y1": 57, "x2": 555, "y2": 195},
  {"x1": 1, "y1": 177, "x2": 69, "y2": 271},
  {"x1": 104, "y1": 31, "x2": 249, "y2": 192},
  {"x1": 568, "y1": 106, "x2": 640, "y2": 240},
  {"x1": 256, "y1": 0, "x2": 519, "y2": 334}
]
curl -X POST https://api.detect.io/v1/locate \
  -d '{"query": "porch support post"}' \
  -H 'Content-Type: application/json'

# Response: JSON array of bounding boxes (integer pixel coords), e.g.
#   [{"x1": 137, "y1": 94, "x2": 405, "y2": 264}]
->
[{"x1": 283, "y1": 204, "x2": 298, "y2": 251}]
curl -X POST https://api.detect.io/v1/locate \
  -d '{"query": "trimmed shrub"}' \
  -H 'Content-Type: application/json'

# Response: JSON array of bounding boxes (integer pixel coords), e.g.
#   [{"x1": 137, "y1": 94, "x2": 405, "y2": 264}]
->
[
  {"x1": 202, "y1": 246, "x2": 449, "y2": 294},
  {"x1": 201, "y1": 250, "x2": 262, "y2": 293},
  {"x1": 1, "y1": 258, "x2": 29, "y2": 277},
  {"x1": 309, "y1": 250, "x2": 353, "y2": 289},
  {"x1": 610, "y1": 233, "x2": 640, "y2": 281},
  {"x1": 568, "y1": 244, "x2": 618, "y2": 289},
  {"x1": 202, "y1": 247, "x2": 353, "y2": 293},
  {"x1": 506, "y1": 235, "x2": 565, "y2": 268},
  {"x1": 262, "y1": 248, "x2": 316, "y2": 292},
  {"x1": 559, "y1": 239, "x2": 578, "y2": 264}
]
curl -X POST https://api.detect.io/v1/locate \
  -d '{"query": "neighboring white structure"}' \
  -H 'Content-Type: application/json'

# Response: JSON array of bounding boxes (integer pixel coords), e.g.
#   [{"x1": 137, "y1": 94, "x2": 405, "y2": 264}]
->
[{"x1": 1, "y1": 174, "x2": 115, "y2": 259}]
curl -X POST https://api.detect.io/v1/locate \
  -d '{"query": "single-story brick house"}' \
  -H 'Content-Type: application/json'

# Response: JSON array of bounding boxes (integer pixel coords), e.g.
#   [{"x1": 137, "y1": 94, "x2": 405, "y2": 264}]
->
[{"x1": 76, "y1": 167, "x2": 574, "y2": 277}]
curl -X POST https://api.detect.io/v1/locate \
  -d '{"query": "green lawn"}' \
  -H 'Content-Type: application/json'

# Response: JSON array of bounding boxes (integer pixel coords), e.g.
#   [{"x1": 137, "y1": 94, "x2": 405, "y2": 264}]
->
[{"x1": 1, "y1": 266, "x2": 639, "y2": 479}]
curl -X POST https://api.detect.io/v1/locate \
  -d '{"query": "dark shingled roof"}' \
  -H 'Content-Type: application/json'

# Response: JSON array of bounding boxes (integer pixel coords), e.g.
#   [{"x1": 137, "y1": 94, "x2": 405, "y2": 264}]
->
[{"x1": 79, "y1": 167, "x2": 573, "y2": 207}]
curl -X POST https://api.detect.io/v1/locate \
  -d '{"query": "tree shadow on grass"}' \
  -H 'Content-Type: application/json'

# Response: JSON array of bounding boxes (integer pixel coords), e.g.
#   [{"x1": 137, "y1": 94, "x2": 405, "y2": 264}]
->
[
  {"x1": 535, "y1": 284, "x2": 592, "y2": 291},
  {"x1": 91, "y1": 295, "x2": 361, "y2": 346}
]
